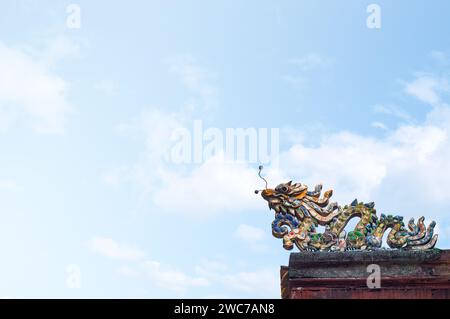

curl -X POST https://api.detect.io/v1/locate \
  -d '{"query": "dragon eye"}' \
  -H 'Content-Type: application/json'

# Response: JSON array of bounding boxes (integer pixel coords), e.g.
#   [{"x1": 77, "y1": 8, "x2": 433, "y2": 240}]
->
[{"x1": 276, "y1": 185, "x2": 288, "y2": 193}]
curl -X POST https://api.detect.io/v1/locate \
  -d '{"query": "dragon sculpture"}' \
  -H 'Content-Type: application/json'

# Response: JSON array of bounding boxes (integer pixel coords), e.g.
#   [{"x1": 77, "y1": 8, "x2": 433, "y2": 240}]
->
[{"x1": 255, "y1": 166, "x2": 438, "y2": 252}]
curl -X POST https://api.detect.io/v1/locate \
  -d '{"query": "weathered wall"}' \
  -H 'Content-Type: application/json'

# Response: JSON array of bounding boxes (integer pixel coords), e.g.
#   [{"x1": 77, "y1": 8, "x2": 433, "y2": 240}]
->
[{"x1": 281, "y1": 249, "x2": 450, "y2": 299}]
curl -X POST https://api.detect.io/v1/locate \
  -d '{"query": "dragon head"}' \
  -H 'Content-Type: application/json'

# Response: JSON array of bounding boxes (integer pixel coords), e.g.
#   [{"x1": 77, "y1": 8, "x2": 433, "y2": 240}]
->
[
  {"x1": 255, "y1": 166, "x2": 308, "y2": 214},
  {"x1": 260, "y1": 181, "x2": 308, "y2": 212}
]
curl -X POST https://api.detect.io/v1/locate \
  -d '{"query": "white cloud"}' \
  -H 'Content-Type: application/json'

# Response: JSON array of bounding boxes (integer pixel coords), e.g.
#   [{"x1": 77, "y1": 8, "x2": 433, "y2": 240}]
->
[
  {"x1": 37, "y1": 36, "x2": 84, "y2": 67},
  {"x1": 194, "y1": 258, "x2": 229, "y2": 279},
  {"x1": 117, "y1": 108, "x2": 184, "y2": 163},
  {"x1": 105, "y1": 58, "x2": 269, "y2": 217},
  {"x1": 167, "y1": 55, "x2": 218, "y2": 112},
  {"x1": 119, "y1": 97, "x2": 450, "y2": 221},
  {"x1": 372, "y1": 104, "x2": 414, "y2": 123},
  {"x1": 0, "y1": 40, "x2": 72, "y2": 133},
  {"x1": 289, "y1": 53, "x2": 331, "y2": 70},
  {"x1": 282, "y1": 75, "x2": 308, "y2": 89},
  {"x1": 113, "y1": 55, "x2": 450, "y2": 244},
  {"x1": 153, "y1": 154, "x2": 262, "y2": 217},
  {"x1": 141, "y1": 261, "x2": 210, "y2": 293},
  {"x1": 284, "y1": 53, "x2": 331, "y2": 90},
  {"x1": 280, "y1": 132, "x2": 389, "y2": 201},
  {"x1": 267, "y1": 73, "x2": 450, "y2": 220},
  {"x1": 116, "y1": 265, "x2": 140, "y2": 277},
  {"x1": 88, "y1": 237, "x2": 145, "y2": 261},
  {"x1": 108, "y1": 108, "x2": 186, "y2": 197},
  {"x1": 404, "y1": 75, "x2": 449, "y2": 106},
  {"x1": 431, "y1": 51, "x2": 450, "y2": 65},
  {"x1": 109, "y1": 105, "x2": 281, "y2": 218},
  {"x1": 119, "y1": 85, "x2": 450, "y2": 232},
  {"x1": 371, "y1": 121, "x2": 388, "y2": 130},
  {"x1": 88, "y1": 237, "x2": 210, "y2": 293},
  {"x1": 194, "y1": 259, "x2": 279, "y2": 297},
  {"x1": 0, "y1": 179, "x2": 19, "y2": 191},
  {"x1": 102, "y1": 172, "x2": 121, "y2": 187},
  {"x1": 280, "y1": 123, "x2": 449, "y2": 205},
  {"x1": 222, "y1": 268, "x2": 279, "y2": 296},
  {"x1": 91, "y1": 238, "x2": 279, "y2": 296},
  {"x1": 135, "y1": 260, "x2": 280, "y2": 296}
]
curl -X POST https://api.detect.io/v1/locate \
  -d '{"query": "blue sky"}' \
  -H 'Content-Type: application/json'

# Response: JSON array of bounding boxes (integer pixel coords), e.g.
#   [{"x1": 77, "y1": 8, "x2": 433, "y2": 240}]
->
[{"x1": 1, "y1": 0, "x2": 450, "y2": 298}]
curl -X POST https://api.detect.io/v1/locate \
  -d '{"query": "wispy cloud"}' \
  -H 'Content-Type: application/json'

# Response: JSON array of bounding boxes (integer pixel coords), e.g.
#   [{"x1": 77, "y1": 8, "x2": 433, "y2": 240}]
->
[
  {"x1": 431, "y1": 50, "x2": 450, "y2": 65},
  {"x1": 114, "y1": 66, "x2": 450, "y2": 239},
  {"x1": 152, "y1": 154, "x2": 262, "y2": 217},
  {"x1": 0, "y1": 179, "x2": 19, "y2": 191},
  {"x1": 88, "y1": 237, "x2": 145, "y2": 262},
  {"x1": 222, "y1": 268, "x2": 279, "y2": 295},
  {"x1": 284, "y1": 53, "x2": 332, "y2": 90},
  {"x1": 89, "y1": 236, "x2": 210, "y2": 293},
  {"x1": 90, "y1": 238, "x2": 279, "y2": 296},
  {"x1": 195, "y1": 258, "x2": 279, "y2": 296},
  {"x1": 105, "y1": 60, "x2": 264, "y2": 218},
  {"x1": 38, "y1": 36, "x2": 85, "y2": 67},
  {"x1": 0, "y1": 40, "x2": 73, "y2": 133},
  {"x1": 289, "y1": 53, "x2": 331, "y2": 70},
  {"x1": 140, "y1": 261, "x2": 210, "y2": 293},
  {"x1": 282, "y1": 75, "x2": 308, "y2": 89},
  {"x1": 281, "y1": 123, "x2": 448, "y2": 204},
  {"x1": 371, "y1": 121, "x2": 388, "y2": 130},
  {"x1": 404, "y1": 75, "x2": 449, "y2": 106},
  {"x1": 372, "y1": 104, "x2": 414, "y2": 123},
  {"x1": 167, "y1": 55, "x2": 218, "y2": 112}
]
